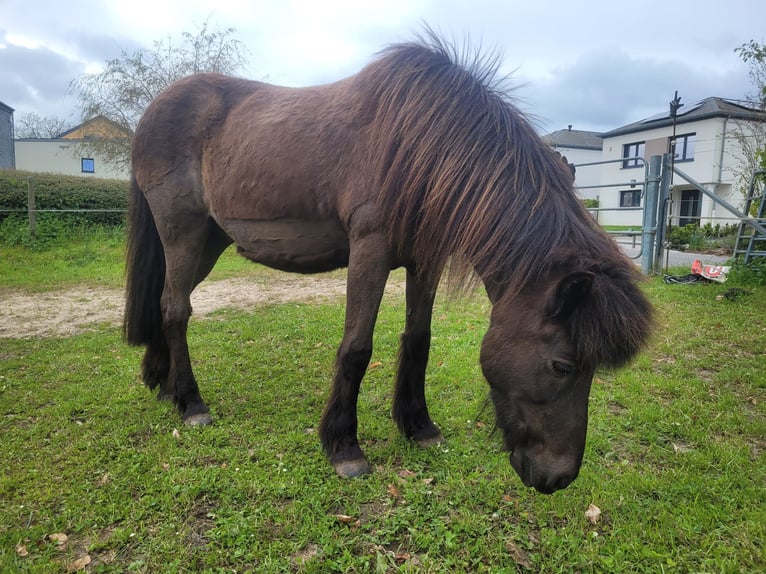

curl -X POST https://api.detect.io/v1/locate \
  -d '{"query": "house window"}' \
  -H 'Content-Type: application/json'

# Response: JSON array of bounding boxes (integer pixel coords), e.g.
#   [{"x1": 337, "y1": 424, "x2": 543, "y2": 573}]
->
[
  {"x1": 622, "y1": 142, "x2": 645, "y2": 168},
  {"x1": 678, "y1": 189, "x2": 701, "y2": 226},
  {"x1": 671, "y1": 133, "x2": 695, "y2": 162},
  {"x1": 81, "y1": 158, "x2": 95, "y2": 173},
  {"x1": 620, "y1": 190, "x2": 641, "y2": 207}
]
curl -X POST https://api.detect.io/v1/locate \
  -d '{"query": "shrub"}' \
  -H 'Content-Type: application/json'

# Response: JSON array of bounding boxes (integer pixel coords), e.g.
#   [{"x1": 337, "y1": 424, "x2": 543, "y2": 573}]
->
[
  {"x1": 728, "y1": 257, "x2": 766, "y2": 286},
  {"x1": 667, "y1": 223, "x2": 739, "y2": 251},
  {"x1": 0, "y1": 170, "x2": 129, "y2": 228},
  {"x1": 582, "y1": 198, "x2": 599, "y2": 208}
]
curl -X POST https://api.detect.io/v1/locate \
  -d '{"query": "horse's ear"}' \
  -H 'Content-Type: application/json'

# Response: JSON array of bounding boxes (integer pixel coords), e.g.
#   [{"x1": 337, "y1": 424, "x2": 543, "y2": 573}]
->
[{"x1": 548, "y1": 271, "x2": 594, "y2": 320}]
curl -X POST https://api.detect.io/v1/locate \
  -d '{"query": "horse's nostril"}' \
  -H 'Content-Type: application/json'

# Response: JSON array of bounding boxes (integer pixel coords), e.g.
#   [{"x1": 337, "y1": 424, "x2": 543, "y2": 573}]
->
[{"x1": 551, "y1": 473, "x2": 575, "y2": 492}]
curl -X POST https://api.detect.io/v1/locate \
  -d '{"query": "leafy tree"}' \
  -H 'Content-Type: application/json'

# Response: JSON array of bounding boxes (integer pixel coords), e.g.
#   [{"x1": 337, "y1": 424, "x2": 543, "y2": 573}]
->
[
  {"x1": 15, "y1": 113, "x2": 73, "y2": 139},
  {"x1": 735, "y1": 40, "x2": 766, "y2": 107},
  {"x1": 69, "y1": 21, "x2": 249, "y2": 170},
  {"x1": 730, "y1": 40, "x2": 766, "y2": 215}
]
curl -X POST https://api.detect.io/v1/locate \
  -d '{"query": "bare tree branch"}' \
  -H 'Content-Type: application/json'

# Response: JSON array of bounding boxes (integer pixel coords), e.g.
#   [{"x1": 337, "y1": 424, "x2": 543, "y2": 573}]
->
[{"x1": 68, "y1": 20, "x2": 249, "y2": 170}]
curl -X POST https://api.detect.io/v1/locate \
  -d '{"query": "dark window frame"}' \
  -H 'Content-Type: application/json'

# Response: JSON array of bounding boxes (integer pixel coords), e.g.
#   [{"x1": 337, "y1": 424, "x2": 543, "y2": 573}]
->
[
  {"x1": 620, "y1": 189, "x2": 642, "y2": 208},
  {"x1": 622, "y1": 141, "x2": 645, "y2": 169},
  {"x1": 670, "y1": 132, "x2": 696, "y2": 162},
  {"x1": 81, "y1": 157, "x2": 95, "y2": 173}
]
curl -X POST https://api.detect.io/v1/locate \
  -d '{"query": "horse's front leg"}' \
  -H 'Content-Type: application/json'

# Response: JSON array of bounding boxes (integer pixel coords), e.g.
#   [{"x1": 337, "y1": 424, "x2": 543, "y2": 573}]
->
[
  {"x1": 392, "y1": 266, "x2": 444, "y2": 446},
  {"x1": 319, "y1": 233, "x2": 390, "y2": 477}
]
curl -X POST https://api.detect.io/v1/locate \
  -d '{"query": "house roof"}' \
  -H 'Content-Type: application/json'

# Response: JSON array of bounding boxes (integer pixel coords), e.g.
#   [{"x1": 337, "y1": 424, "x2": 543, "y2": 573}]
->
[
  {"x1": 542, "y1": 127, "x2": 603, "y2": 150},
  {"x1": 602, "y1": 97, "x2": 766, "y2": 138},
  {"x1": 56, "y1": 115, "x2": 131, "y2": 139},
  {"x1": 0, "y1": 101, "x2": 14, "y2": 114}
]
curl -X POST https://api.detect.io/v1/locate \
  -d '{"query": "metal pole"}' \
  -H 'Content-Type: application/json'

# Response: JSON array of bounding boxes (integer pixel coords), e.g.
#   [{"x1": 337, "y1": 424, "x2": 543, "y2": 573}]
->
[
  {"x1": 27, "y1": 176, "x2": 36, "y2": 238},
  {"x1": 641, "y1": 155, "x2": 662, "y2": 274},
  {"x1": 654, "y1": 153, "x2": 673, "y2": 273}
]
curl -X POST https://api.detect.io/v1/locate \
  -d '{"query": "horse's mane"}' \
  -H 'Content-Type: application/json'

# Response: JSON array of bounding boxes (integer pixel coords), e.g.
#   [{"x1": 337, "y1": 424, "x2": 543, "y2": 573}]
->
[{"x1": 363, "y1": 31, "x2": 630, "y2": 297}]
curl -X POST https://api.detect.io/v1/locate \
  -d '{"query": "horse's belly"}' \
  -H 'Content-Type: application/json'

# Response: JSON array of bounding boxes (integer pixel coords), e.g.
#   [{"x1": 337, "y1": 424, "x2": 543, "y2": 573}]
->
[{"x1": 223, "y1": 218, "x2": 350, "y2": 274}]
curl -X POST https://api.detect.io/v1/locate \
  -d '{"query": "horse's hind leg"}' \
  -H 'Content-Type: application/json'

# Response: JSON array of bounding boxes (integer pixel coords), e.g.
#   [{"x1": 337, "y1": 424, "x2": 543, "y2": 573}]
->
[
  {"x1": 392, "y1": 266, "x2": 444, "y2": 446},
  {"x1": 158, "y1": 218, "x2": 231, "y2": 424},
  {"x1": 143, "y1": 223, "x2": 231, "y2": 404}
]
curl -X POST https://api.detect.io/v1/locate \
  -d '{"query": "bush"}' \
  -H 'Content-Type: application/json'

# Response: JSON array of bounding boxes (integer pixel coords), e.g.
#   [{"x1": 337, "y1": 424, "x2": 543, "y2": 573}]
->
[
  {"x1": 0, "y1": 170, "x2": 129, "y2": 228},
  {"x1": 728, "y1": 257, "x2": 766, "y2": 286},
  {"x1": 582, "y1": 198, "x2": 599, "y2": 208},
  {"x1": 667, "y1": 223, "x2": 739, "y2": 251}
]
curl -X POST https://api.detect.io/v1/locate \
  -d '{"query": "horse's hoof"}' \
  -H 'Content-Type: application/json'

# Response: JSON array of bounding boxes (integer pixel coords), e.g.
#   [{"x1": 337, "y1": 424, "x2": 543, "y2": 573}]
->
[
  {"x1": 333, "y1": 458, "x2": 373, "y2": 478},
  {"x1": 184, "y1": 413, "x2": 213, "y2": 426},
  {"x1": 415, "y1": 431, "x2": 445, "y2": 448}
]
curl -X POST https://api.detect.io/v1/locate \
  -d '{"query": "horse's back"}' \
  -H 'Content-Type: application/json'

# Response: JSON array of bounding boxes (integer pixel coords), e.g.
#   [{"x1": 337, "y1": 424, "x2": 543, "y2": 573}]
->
[{"x1": 132, "y1": 72, "x2": 376, "y2": 274}]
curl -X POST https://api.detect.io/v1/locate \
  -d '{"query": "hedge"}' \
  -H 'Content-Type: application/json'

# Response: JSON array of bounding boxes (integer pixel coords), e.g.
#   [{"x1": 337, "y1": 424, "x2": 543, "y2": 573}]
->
[{"x1": 0, "y1": 170, "x2": 130, "y2": 227}]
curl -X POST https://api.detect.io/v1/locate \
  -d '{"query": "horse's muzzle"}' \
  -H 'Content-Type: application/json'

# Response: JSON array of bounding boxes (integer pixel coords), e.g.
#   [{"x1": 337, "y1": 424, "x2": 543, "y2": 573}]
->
[{"x1": 510, "y1": 449, "x2": 579, "y2": 494}]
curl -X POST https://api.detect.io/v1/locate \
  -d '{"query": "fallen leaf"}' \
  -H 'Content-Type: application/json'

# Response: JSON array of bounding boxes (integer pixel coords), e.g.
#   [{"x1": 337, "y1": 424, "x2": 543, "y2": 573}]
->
[
  {"x1": 368, "y1": 361, "x2": 383, "y2": 369},
  {"x1": 397, "y1": 469, "x2": 416, "y2": 479},
  {"x1": 162, "y1": 463, "x2": 170, "y2": 471},
  {"x1": 48, "y1": 532, "x2": 68, "y2": 545},
  {"x1": 68, "y1": 554, "x2": 91, "y2": 572},
  {"x1": 172, "y1": 428, "x2": 181, "y2": 439},
  {"x1": 506, "y1": 540, "x2": 531, "y2": 569},
  {"x1": 394, "y1": 552, "x2": 411, "y2": 564},
  {"x1": 387, "y1": 483, "x2": 401, "y2": 499},
  {"x1": 15, "y1": 543, "x2": 28, "y2": 557},
  {"x1": 333, "y1": 514, "x2": 357, "y2": 524},
  {"x1": 422, "y1": 477, "x2": 434, "y2": 485},
  {"x1": 585, "y1": 503, "x2": 602, "y2": 525},
  {"x1": 97, "y1": 473, "x2": 110, "y2": 486}
]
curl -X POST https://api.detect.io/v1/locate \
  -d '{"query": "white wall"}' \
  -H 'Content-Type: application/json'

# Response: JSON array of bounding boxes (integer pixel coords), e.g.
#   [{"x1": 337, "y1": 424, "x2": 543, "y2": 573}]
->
[
  {"x1": 552, "y1": 146, "x2": 602, "y2": 201},
  {"x1": 14, "y1": 140, "x2": 129, "y2": 180},
  {"x1": 595, "y1": 117, "x2": 752, "y2": 227}
]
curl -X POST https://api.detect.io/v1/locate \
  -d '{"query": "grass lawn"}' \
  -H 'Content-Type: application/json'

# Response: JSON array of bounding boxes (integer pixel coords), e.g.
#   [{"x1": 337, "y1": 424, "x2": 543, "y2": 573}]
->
[{"x1": 0, "y1": 234, "x2": 764, "y2": 572}]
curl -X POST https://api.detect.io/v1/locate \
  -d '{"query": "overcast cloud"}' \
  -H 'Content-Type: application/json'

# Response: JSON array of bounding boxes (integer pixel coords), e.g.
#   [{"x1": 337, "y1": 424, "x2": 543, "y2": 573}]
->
[{"x1": 1, "y1": 0, "x2": 764, "y2": 134}]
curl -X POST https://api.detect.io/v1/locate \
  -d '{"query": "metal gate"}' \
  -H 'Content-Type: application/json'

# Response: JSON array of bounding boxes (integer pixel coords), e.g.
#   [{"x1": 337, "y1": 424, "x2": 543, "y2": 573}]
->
[{"x1": 574, "y1": 153, "x2": 766, "y2": 274}]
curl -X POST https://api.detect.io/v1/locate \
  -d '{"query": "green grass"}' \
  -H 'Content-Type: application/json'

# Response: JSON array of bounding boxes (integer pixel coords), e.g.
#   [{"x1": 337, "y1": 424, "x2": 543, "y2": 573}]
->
[
  {"x1": 0, "y1": 235, "x2": 764, "y2": 572},
  {"x1": 0, "y1": 228, "x2": 275, "y2": 291}
]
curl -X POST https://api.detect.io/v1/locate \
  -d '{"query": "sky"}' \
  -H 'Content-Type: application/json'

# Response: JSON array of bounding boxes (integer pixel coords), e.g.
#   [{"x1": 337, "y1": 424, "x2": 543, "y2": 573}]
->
[{"x1": 1, "y1": 0, "x2": 764, "y2": 135}]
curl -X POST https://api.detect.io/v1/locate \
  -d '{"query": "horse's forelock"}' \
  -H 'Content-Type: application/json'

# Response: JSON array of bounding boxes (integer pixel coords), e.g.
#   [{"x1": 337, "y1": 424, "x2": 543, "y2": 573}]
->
[{"x1": 568, "y1": 262, "x2": 653, "y2": 369}]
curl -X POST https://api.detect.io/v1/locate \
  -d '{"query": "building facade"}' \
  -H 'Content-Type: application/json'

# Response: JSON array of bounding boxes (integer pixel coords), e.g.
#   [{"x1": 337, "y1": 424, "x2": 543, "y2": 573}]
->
[
  {"x1": 593, "y1": 98, "x2": 765, "y2": 228},
  {"x1": 14, "y1": 116, "x2": 130, "y2": 180},
  {"x1": 542, "y1": 127, "x2": 603, "y2": 201},
  {"x1": 0, "y1": 101, "x2": 15, "y2": 169}
]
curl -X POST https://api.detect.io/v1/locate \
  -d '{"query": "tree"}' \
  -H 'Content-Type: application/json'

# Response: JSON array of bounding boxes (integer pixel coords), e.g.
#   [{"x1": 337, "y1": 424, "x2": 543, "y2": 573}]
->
[
  {"x1": 735, "y1": 40, "x2": 766, "y2": 108},
  {"x1": 15, "y1": 113, "x2": 73, "y2": 139},
  {"x1": 730, "y1": 40, "x2": 766, "y2": 215},
  {"x1": 69, "y1": 21, "x2": 249, "y2": 170}
]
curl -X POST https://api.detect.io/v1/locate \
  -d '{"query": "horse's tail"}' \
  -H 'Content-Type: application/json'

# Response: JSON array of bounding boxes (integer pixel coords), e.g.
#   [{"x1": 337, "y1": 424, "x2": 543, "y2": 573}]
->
[{"x1": 123, "y1": 175, "x2": 166, "y2": 346}]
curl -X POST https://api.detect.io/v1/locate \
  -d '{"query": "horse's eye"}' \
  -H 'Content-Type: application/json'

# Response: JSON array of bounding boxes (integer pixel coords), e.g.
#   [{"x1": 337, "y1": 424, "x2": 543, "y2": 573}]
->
[{"x1": 551, "y1": 361, "x2": 574, "y2": 377}]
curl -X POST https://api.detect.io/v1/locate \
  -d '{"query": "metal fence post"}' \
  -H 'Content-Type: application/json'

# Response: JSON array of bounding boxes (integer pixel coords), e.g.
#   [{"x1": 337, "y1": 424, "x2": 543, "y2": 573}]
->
[
  {"x1": 653, "y1": 153, "x2": 673, "y2": 273},
  {"x1": 27, "y1": 176, "x2": 36, "y2": 237},
  {"x1": 641, "y1": 155, "x2": 662, "y2": 273}
]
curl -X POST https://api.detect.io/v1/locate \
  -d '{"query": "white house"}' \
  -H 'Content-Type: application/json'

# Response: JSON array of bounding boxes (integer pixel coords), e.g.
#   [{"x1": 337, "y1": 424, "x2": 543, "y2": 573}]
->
[
  {"x1": 14, "y1": 116, "x2": 130, "y2": 180},
  {"x1": 594, "y1": 98, "x2": 765, "y2": 228},
  {"x1": 542, "y1": 127, "x2": 603, "y2": 201}
]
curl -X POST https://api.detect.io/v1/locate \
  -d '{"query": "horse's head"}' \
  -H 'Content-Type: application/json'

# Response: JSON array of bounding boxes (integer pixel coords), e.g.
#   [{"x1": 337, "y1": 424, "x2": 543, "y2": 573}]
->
[{"x1": 480, "y1": 267, "x2": 650, "y2": 493}]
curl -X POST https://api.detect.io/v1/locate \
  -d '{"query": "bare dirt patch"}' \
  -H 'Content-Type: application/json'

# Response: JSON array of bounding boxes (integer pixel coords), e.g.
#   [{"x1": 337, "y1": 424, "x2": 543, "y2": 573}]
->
[{"x1": 0, "y1": 276, "x2": 405, "y2": 339}]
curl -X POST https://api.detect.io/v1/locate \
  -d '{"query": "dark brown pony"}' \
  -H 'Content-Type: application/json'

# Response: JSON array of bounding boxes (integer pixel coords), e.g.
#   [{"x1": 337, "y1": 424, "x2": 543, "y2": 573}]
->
[{"x1": 125, "y1": 33, "x2": 652, "y2": 493}]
